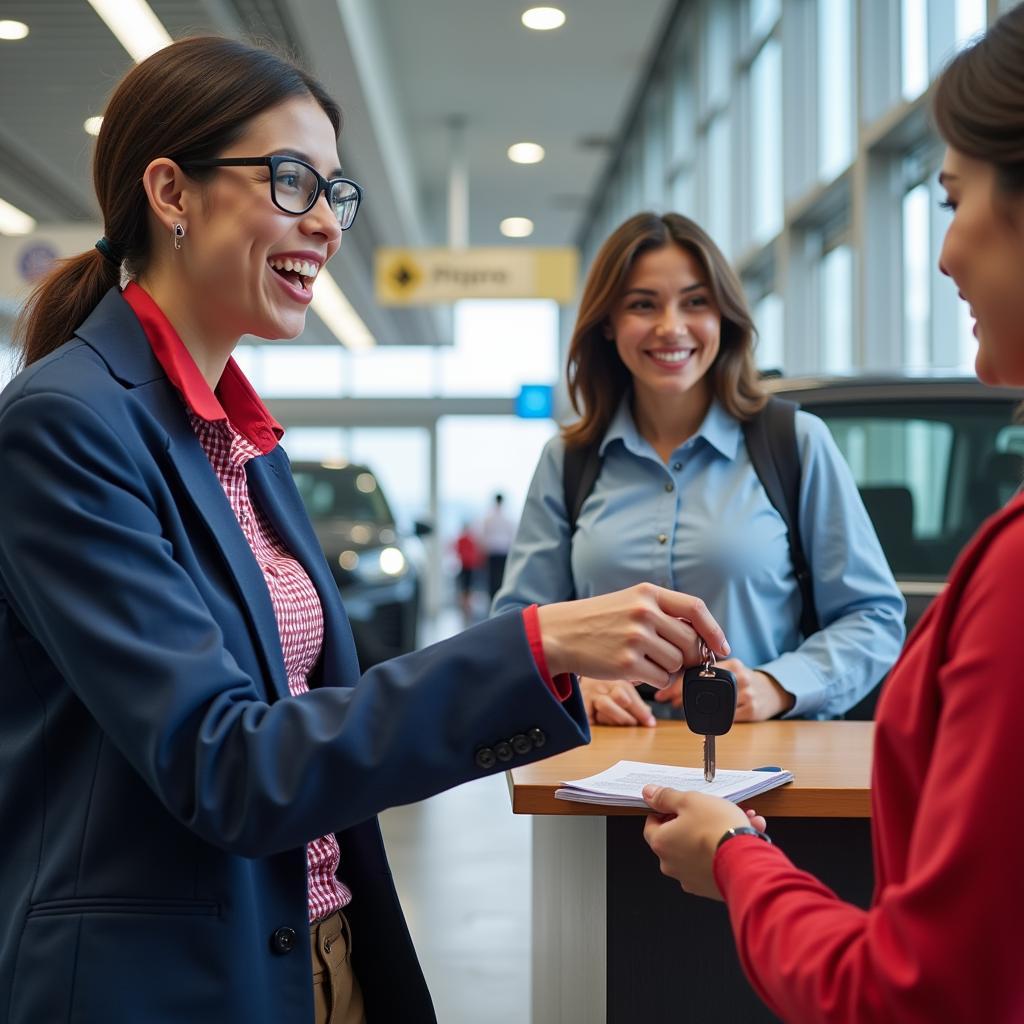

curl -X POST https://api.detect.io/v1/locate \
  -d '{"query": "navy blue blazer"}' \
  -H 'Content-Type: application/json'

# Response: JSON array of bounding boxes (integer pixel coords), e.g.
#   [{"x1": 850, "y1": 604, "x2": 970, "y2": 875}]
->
[{"x1": 0, "y1": 289, "x2": 588, "y2": 1023}]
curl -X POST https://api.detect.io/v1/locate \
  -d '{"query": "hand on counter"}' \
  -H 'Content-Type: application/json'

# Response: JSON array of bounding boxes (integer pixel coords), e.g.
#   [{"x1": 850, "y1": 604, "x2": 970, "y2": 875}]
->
[{"x1": 580, "y1": 677, "x2": 657, "y2": 727}]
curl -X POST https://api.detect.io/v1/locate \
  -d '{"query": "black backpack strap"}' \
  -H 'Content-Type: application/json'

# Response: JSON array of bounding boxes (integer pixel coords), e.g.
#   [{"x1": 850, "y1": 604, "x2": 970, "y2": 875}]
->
[
  {"x1": 743, "y1": 398, "x2": 820, "y2": 638},
  {"x1": 562, "y1": 440, "x2": 602, "y2": 602},
  {"x1": 563, "y1": 440, "x2": 603, "y2": 536}
]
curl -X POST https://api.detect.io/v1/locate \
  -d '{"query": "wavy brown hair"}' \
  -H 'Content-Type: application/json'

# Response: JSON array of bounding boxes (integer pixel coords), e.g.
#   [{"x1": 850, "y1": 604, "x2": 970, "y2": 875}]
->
[
  {"x1": 932, "y1": 4, "x2": 1024, "y2": 195},
  {"x1": 562, "y1": 212, "x2": 766, "y2": 449},
  {"x1": 15, "y1": 36, "x2": 341, "y2": 368}
]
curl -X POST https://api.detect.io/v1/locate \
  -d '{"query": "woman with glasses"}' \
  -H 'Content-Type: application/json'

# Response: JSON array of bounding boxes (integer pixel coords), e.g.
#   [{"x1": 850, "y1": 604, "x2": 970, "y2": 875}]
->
[
  {"x1": 0, "y1": 37, "x2": 728, "y2": 1024},
  {"x1": 642, "y1": 6, "x2": 1024, "y2": 1022},
  {"x1": 493, "y1": 211, "x2": 905, "y2": 726}
]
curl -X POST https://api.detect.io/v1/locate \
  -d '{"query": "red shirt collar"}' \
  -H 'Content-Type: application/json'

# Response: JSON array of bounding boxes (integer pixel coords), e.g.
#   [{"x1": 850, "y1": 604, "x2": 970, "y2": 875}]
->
[{"x1": 121, "y1": 281, "x2": 283, "y2": 454}]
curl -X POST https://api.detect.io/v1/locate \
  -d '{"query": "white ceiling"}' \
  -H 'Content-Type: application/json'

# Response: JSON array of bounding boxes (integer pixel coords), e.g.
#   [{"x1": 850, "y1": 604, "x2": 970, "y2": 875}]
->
[{"x1": 0, "y1": 0, "x2": 672, "y2": 342}]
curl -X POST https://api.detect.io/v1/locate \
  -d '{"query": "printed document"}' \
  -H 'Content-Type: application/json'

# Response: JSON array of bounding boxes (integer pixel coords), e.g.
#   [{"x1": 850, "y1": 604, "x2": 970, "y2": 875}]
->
[{"x1": 556, "y1": 759, "x2": 792, "y2": 808}]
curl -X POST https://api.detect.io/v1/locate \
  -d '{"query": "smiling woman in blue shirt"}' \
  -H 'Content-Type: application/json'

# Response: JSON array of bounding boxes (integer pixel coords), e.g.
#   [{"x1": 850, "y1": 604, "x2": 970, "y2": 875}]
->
[{"x1": 494, "y1": 212, "x2": 906, "y2": 724}]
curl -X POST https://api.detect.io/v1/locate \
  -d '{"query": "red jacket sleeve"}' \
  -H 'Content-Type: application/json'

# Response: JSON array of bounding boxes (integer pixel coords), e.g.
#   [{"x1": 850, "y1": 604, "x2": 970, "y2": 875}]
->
[
  {"x1": 522, "y1": 604, "x2": 572, "y2": 701},
  {"x1": 712, "y1": 517, "x2": 1024, "y2": 1023}
]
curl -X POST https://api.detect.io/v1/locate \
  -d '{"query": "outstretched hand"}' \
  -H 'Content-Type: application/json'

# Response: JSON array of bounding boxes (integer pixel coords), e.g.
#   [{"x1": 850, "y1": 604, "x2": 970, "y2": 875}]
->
[
  {"x1": 642, "y1": 786, "x2": 767, "y2": 900},
  {"x1": 537, "y1": 584, "x2": 729, "y2": 688}
]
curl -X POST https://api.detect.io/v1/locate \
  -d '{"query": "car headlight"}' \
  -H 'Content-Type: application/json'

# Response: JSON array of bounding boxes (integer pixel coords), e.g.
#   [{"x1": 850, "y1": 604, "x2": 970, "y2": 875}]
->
[
  {"x1": 339, "y1": 546, "x2": 408, "y2": 582},
  {"x1": 378, "y1": 547, "x2": 407, "y2": 576}
]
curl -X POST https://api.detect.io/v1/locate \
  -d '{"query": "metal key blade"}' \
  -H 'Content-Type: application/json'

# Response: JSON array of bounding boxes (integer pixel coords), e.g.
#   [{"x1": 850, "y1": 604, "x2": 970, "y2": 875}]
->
[{"x1": 704, "y1": 734, "x2": 716, "y2": 783}]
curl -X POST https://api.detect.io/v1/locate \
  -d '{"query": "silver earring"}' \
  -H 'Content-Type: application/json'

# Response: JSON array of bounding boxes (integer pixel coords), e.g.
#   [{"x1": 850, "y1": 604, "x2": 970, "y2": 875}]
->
[{"x1": 173, "y1": 223, "x2": 185, "y2": 250}]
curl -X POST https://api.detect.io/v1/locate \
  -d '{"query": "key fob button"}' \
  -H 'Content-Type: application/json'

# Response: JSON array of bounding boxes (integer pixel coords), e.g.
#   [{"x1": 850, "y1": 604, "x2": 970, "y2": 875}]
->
[{"x1": 695, "y1": 691, "x2": 719, "y2": 713}]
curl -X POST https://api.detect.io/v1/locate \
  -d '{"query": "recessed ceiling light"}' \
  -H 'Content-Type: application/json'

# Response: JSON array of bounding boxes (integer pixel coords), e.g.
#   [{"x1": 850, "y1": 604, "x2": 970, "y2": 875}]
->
[
  {"x1": 84, "y1": 116, "x2": 104, "y2": 137},
  {"x1": 508, "y1": 142, "x2": 545, "y2": 164},
  {"x1": 0, "y1": 196, "x2": 37, "y2": 236},
  {"x1": 522, "y1": 7, "x2": 566, "y2": 31},
  {"x1": 0, "y1": 20, "x2": 29, "y2": 41},
  {"x1": 500, "y1": 217, "x2": 534, "y2": 239}
]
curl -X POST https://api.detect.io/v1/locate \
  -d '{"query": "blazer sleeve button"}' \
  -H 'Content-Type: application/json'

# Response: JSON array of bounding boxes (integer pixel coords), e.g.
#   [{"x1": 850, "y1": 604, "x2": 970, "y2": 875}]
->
[
  {"x1": 270, "y1": 926, "x2": 297, "y2": 954},
  {"x1": 511, "y1": 733, "x2": 532, "y2": 755},
  {"x1": 528, "y1": 728, "x2": 547, "y2": 749},
  {"x1": 494, "y1": 741, "x2": 513, "y2": 763},
  {"x1": 475, "y1": 747, "x2": 497, "y2": 770}
]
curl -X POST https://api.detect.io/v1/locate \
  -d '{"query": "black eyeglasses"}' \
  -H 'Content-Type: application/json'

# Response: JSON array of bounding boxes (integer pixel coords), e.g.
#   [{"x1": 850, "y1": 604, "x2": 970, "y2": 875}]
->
[{"x1": 180, "y1": 155, "x2": 362, "y2": 230}]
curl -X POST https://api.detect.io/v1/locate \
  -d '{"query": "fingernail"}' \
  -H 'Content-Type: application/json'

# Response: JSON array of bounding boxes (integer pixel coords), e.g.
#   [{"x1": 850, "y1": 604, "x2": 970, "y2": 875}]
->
[{"x1": 722, "y1": 639, "x2": 731, "y2": 655}]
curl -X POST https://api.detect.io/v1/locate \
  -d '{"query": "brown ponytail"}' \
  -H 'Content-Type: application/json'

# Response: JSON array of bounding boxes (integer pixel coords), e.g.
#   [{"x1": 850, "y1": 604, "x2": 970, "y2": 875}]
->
[
  {"x1": 14, "y1": 36, "x2": 341, "y2": 368},
  {"x1": 16, "y1": 249, "x2": 122, "y2": 367}
]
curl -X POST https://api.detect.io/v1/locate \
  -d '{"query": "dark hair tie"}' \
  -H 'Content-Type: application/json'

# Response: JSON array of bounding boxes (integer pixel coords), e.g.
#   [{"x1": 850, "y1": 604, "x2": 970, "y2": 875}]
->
[{"x1": 95, "y1": 237, "x2": 122, "y2": 266}]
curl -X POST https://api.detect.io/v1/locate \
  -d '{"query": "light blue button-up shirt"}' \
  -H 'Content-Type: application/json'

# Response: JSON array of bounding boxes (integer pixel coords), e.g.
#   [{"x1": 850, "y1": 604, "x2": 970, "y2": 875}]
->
[{"x1": 493, "y1": 397, "x2": 906, "y2": 719}]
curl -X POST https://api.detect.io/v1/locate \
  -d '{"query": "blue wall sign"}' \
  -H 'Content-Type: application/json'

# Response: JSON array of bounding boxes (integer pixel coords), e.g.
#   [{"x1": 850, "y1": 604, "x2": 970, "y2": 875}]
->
[{"x1": 515, "y1": 384, "x2": 554, "y2": 419}]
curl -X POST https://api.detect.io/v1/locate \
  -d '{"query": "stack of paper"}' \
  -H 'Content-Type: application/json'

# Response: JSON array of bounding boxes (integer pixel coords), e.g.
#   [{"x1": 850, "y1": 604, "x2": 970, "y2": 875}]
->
[{"x1": 555, "y1": 759, "x2": 793, "y2": 808}]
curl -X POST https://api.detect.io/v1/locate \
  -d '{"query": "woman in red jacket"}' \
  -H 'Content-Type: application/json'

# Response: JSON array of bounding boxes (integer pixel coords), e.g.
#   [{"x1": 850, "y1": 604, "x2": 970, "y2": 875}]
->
[{"x1": 642, "y1": 7, "x2": 1024, "y2": 1022}]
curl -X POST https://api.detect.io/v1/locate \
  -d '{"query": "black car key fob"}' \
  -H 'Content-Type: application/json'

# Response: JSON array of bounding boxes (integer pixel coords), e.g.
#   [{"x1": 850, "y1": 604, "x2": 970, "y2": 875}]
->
[{"x1": 683, "y1": 656, "x2": 737, "y2": 736}]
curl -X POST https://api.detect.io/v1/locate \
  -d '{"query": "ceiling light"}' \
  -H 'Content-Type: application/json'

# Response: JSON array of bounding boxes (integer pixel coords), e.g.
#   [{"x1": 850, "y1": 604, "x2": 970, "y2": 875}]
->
[
  {"x1": 500, "y1": 217, "x2": 534, "y2": 239},
  {"x1": 522, "y1": 7, "x2": 566, "y2": 30},
  {"x1": 0, "y1": 196, "x2": 36, "y2": 236},
  {"x1": 0, "y1": 20, "x2": 29, "y2": 40},
  {"x1": 507, "y1": 142, "x2": 545, "y2": 164},
  {"x1": 86, "y1": 0, "x2": 172, "y2": 62},
  {"x1": 311, "y1": 270, "x2": 376, "y2": 349},
  {"x1": 84, "y1": 116, "x2": 104, "y2": 137}
]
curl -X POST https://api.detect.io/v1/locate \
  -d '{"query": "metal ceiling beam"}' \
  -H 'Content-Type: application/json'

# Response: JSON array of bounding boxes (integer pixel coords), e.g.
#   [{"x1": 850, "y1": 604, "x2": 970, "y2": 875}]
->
[{"x1": 266, "y1": 396, "x2": 516, "y2": 427}]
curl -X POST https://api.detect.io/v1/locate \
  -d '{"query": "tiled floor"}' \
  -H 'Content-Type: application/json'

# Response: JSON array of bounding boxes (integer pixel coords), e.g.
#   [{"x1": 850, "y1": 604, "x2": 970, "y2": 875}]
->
[{"x1": 377, "y1": 605, "x2": 533, "y2": 1023}]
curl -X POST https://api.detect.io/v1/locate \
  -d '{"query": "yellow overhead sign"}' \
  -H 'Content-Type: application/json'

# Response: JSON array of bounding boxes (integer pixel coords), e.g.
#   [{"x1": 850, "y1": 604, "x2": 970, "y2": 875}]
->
[{"x1": 375, "y1": 246, "x2": 579, "y2": 305}]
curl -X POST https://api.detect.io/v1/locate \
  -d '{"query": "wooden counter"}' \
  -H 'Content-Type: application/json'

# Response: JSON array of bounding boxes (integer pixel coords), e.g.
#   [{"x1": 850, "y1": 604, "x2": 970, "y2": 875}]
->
[{"x1": 509, "y1": 719, "x2": 874, "y2": 818}]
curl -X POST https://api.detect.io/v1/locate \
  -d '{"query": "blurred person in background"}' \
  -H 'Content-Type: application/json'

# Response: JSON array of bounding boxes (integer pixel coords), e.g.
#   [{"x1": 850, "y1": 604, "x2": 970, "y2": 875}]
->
[
  {"x1": 642, "y1": 7, "x2": 1024, "y2": 1022},
  {"x1": 0, "y1": 36, "x2": 730, "y2": 1024},
  {"x1": 481, "y1": 491, "x2": 516, "y2": 598},
  {"x1": 453, "y1": 520, "x2": 483, "y2": 621},
  {"x1": 494, "y1": 211, "x2": 905, "y2": 727}
]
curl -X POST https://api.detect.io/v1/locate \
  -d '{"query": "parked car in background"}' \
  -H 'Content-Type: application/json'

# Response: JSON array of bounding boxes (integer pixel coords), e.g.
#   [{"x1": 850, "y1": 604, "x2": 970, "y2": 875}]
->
[
  {"x1": 290, "y1": 460, "x2": 426, "y2": 670},
  {"x1": 770, "y1": 375, "x2": 1024, "y2": 716}
]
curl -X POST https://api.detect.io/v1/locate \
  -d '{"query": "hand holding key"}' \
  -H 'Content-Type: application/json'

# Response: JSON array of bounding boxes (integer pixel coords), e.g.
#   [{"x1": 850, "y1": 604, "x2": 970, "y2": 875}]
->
[
  {"x1": 537, "y1": 583, "x2": 729, "y2": 688},
  {"x1": 683, "y1": 640, "x2": 738, "y2": 781}
]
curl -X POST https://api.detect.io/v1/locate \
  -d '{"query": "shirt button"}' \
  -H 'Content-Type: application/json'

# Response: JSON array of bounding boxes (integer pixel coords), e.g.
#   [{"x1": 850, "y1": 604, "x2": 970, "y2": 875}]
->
[
  {"x1": 665, "y1": 482, "x2": 675, "y2": 493},
  {"x1": 673, "y1": 462, "x2": 682, "y2": 471},
  {"x1": 657, "y1": 534, "x2": 668, "y2": 545}
]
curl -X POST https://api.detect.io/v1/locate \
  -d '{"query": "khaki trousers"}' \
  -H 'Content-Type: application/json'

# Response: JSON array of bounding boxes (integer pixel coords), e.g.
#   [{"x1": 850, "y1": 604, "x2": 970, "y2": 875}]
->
[{"x1": 311, "y1": 910, "x2": 366, "y2": 1024}]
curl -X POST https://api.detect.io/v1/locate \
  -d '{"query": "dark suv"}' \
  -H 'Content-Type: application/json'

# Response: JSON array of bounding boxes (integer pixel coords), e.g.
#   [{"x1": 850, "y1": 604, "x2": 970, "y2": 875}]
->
[
  {"x1": 290, "y1": 460, "x2": 423, "y2": 670},
  {"x1": 771, "y1": 376, "x2": 1024, "y2": 631}
]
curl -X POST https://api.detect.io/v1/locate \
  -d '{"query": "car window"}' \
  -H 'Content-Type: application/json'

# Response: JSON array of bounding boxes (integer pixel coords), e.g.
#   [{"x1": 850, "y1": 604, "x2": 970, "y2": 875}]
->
[
  {"x1": 292, "y1": 467, "x2": 395, "y2": 524},
  {"x1": 805, "y1": 401, "x2": 1021, "y2": 579}
]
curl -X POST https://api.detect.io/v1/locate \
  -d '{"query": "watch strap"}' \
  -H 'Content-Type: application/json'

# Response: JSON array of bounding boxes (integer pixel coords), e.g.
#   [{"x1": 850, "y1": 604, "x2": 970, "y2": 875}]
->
[{"x1": 716, "y1": 826, "x2": 772, "y2": 850}]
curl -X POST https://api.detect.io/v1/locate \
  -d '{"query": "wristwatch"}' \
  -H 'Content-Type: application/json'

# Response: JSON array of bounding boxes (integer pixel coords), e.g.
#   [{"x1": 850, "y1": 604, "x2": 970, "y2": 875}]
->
[{"x1": 716, "y1": 826, "x2": 772, "y2": 850}]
